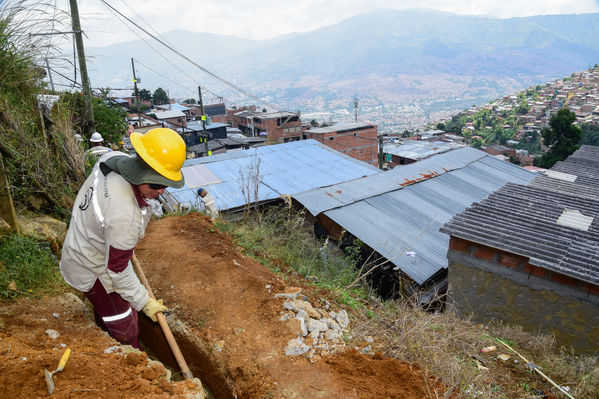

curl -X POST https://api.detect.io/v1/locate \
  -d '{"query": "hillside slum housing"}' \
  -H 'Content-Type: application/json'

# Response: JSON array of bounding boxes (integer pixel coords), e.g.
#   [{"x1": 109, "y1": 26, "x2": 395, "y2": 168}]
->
[
  {"x1": 383, "y1": 140, "x2": 464, "y2": 167},
  {"x1": 441, "y1": 145, "x2": 599, "y2": 352},
  {"x1": 291, "y1": 147, "x2": 535, "y2": 302},
  {"x1": 161, "y1": 139, "x2": 381, "y2": 213}
]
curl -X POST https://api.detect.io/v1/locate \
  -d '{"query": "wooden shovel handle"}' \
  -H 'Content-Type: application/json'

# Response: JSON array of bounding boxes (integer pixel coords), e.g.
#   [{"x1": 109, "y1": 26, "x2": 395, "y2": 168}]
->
[{"x1": 132, "y1": 254, "x2": 194, "y2": 380}]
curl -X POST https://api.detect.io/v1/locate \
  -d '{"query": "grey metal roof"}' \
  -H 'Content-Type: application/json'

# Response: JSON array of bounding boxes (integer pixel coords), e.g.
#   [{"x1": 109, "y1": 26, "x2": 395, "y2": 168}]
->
[
  {"x1": 163, "y1": 139, "x2": 380, "y2": 212},
  {"x1": 293, "y1": 147, "x2": 535, "y2": 285},
  {"x1": 441, "y1": 182, "x2": 599, "y2": 285},
  {"x1": 306, "y1": 122, "x2": 375, "y2": 134},
  {"x1": 385, "y1": 140, "x2": 464, "y2": 161},
  {"x1": 154, "y1": 110, "x2": 185, "y2": 119}
]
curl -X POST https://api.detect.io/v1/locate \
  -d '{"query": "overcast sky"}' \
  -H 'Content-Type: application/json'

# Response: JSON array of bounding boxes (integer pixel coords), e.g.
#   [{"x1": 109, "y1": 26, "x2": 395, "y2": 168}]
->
[{"x1": 72, "y1": 0, "x2": 599, "y2": 47}]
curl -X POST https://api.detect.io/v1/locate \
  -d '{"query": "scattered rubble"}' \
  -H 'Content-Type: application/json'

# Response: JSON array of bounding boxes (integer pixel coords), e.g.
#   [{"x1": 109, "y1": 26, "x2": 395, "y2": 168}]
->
[{"x1": 276, "y1": 287, "x2": 374, "y2": 362}]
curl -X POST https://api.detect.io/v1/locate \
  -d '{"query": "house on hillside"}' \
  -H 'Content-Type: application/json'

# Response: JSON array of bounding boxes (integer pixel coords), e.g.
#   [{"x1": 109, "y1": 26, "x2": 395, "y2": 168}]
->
[
  {"x1": 384, "y1": 140, "x2": 463, "y2": 167},
  {"x1": 232, "y1": 109, "x2": 302, "y2": 142},
  {"x1": 291, "y1": 148, "x2": 535, "y2": 303},
  {"x1": 302, "y1": 122, "x2": 379, "y2": 166},
  {"x1": 441, "y1": 145, "x2": 599, "y2": 352},
  {"x1": 154, "y1": 110, "x2": 187, "y2": 128},
  {"x1": 161, "y1": 139, "x2": 381, "y2": 213}
]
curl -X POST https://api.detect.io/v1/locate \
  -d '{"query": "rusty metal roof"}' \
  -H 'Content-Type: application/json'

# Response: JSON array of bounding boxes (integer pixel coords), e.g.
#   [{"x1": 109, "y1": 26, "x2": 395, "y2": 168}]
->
[{"x1": 293, "y1": 147, "x2": 535, "y2": 285}]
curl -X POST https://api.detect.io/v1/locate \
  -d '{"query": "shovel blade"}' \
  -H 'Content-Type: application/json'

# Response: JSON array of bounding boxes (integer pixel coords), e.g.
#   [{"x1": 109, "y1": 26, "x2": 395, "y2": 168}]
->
[{"x1": 44, "y1": 368, "x2": 55, "y2": 395}]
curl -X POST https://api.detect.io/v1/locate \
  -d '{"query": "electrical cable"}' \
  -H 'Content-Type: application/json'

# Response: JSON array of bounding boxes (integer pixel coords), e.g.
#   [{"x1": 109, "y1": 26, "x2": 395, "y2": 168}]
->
[
  {"x1": 133, "y1": 58, "x2": 243, "y2": 109},
  {"x1": 98, "y1": 0, "x2": 242, "y2": 108},
  {"x1": 98, "y1": 0, "x2": 285, "y2": 112}
]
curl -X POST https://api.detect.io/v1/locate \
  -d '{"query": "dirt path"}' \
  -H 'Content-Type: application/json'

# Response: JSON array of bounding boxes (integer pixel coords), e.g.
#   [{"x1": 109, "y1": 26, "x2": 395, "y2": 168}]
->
[{"x1": 136, "y1": 213, "x2": 448, "y2": 398}]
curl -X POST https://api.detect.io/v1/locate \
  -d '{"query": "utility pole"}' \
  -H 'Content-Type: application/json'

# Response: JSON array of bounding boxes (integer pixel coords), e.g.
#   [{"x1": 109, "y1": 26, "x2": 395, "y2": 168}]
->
[
  {"x1": 198, "y1": 86, "x2": 208, "y2": 155},
  {"x1": 354, "y1": 97, "x2": 358, "y2": 123},
  {"x1": 44, "y1": 57, "x2": 55, "y2": 91},
  {"x1": 131, "y1": 58, "x2": 139, "y2": 106},
  {"x1": 69, "y1": 0, "x2": 94, "y2": 128},
  {"x1": 378, "y1": 132, "x2": 384, "y2": 170}
]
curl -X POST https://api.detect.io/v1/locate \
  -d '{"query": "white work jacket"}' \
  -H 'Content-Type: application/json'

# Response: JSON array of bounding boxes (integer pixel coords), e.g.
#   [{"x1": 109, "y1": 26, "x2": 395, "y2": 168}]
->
[{"x1": 60, "y1": 152, "x2": 150, "y2": 311}]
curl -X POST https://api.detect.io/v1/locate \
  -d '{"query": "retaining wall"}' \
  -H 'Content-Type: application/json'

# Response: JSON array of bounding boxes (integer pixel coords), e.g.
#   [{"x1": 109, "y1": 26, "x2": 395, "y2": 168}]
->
[{"x1": 447, "y1": 237, "x2": 599, "y2": 353}]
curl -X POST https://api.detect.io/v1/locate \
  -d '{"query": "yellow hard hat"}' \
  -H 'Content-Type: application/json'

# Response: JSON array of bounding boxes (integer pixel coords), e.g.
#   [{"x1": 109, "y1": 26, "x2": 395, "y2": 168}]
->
[{"x1": 129, "y1": 128, "x2": 186, "y2": 181}]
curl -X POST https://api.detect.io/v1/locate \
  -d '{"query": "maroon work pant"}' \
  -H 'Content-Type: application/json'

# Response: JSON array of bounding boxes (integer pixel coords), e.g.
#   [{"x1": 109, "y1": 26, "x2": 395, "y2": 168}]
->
[{"x1": 84, "y1": 279, "x2": 141, "y2": 349}]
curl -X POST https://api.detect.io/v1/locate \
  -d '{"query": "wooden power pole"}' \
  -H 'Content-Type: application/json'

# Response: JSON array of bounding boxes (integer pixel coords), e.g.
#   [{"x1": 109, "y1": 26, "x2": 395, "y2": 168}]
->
[
  {"x1": 69, "y1": 0, "x2": 95, "y2": 127},
  {"x1": 197, "y1": 86, "x2": 208, "y2": 154},
  {"x1": 131, "y1": 58, "x2": 139, "y2": 106}
]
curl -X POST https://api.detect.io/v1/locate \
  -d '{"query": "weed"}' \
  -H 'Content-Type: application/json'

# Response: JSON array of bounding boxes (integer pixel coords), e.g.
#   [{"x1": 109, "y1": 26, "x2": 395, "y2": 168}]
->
[{"x1": 0, "y1": 234, "x2": 67, "y2": 299}]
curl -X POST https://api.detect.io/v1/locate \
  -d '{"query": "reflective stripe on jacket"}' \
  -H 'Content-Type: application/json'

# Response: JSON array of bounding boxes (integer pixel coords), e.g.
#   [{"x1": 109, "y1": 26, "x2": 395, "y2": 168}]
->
[{"x1": 60, "y1": 152, "x2": 150, "y2": 311}]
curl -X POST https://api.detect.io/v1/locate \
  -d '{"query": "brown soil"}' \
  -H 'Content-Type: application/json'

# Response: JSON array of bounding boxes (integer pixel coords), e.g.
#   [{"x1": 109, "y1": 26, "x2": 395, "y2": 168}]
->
[
  {"x1": 0, "y1": 294, "x2": 201, "y2": 398},
  {"x1": 0, "y1": 213, "x2": 450, "y2": 398},
  {"x1": 135, "y1": 213, "x2": 449, "y2": 398}
]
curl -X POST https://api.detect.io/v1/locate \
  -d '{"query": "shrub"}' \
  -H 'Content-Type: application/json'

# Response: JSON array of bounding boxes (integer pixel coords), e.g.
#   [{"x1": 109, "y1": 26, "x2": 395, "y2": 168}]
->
[{"x1": 0, "y1": 234, "x2": 66, "y2": 299}]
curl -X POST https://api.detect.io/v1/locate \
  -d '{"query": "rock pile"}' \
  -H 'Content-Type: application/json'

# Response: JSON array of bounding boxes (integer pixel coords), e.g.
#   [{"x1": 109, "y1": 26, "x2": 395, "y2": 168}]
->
[{"x1": 274, "y1": 287, "x2": 349, "y2": 363}]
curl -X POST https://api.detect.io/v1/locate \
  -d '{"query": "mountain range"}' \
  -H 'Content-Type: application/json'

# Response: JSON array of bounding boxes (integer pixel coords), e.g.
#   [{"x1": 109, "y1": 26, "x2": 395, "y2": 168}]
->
[{"x1": 85, "y1": 9, "x2": 599, "y2": 131}]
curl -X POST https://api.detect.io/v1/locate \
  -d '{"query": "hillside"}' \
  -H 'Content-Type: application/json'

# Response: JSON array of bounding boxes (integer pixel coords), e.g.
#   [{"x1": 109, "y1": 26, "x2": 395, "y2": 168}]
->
[
  {"x1": 86, "y1": 9, "x2": 599, "y2": 131},
  {"x1": 4, "y1": 212, "x2": 598, "y2": 398}
]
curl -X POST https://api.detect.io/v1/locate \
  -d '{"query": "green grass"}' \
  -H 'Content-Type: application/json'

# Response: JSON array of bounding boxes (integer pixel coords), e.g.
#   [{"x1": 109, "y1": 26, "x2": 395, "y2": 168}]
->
[
  {"x1": 216, "y1": 206, "x2": 372, "y2": 308},
  {"x1": 0, "y1": 234, "x2": 67, "y2": 299},
  {"x1": 215, "y1": 207, "x2": 599, "y2": 398}
]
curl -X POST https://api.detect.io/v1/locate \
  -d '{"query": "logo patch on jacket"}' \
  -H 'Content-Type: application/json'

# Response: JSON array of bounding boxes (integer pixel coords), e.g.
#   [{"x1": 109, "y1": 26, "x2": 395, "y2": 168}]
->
[{"x1": 79, "y1": 187, "x2": 93, "y2": 211}]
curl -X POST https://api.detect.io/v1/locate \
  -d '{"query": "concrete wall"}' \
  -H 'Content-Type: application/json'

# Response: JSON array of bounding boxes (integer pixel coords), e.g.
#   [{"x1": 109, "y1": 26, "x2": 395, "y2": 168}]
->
[{"x1": 447, "y1": 237, "x2": 599, "y2": 353}]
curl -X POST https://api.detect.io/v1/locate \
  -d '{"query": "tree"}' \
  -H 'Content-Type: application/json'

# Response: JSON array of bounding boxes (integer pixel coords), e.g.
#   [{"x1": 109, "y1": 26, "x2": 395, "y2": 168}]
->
[
  {"x1": 580, "y1": 123, "x2": 599, "y2": 146},
  {"x1": 138, "y1": 89, "x2": 152, "y2": 101},
  {"x1": 309, "y1": 119, "x2": 319, "y2": 127},
  {"x1": 183, "y1": 98, "x2": 197, "y2": 104},
  {"x1": 56, "y1": 93, "x2": 127, "y2": 146},
  {"x1": 92, "y1": 98, "x2": 128, "y2": 146},
  {"x1": 535, "y1": 109, "x2": 581, "y2": 168},
  {"x1": 516, "y1": 101, "x2": 530, "y2": 115},
  {"x1": 152, "y1": 88, "x2": 168, "y2": 105}
]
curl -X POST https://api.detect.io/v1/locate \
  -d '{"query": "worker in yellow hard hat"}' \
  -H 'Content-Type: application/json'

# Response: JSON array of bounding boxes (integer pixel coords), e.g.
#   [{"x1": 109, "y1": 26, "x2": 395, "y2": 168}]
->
[{"x1": 60, "y1": 128, "x2": 186, "y2": 349}]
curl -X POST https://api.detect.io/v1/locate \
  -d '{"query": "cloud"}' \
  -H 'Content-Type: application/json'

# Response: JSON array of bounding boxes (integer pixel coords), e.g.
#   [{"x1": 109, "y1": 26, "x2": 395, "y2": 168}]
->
[{"x1": 73, "y1": 0, "x2": 599, "y2": 47}]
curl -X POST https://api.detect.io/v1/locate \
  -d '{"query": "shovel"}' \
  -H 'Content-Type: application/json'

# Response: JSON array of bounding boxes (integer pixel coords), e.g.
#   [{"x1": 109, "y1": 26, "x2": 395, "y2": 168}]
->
[{"x1": 43, "y1": 348, "x2": 71, "y2": 395}]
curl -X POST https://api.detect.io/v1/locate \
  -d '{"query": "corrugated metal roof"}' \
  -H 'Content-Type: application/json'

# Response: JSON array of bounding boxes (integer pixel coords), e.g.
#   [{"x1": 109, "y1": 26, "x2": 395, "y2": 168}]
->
[
  {"x1": 306, "y1": 122, "x2": 374, "y2": 134},
  {"x1": 292, "y1": 147, "x2": 535, "y2": 285},
  {"x1": 154, "y1": 110, "x2": 185, "y2": 119},
  {"x1": 163, "y1": 140, "x2": 380, "y2": 212},
  {"x1": 385, "y1": 141, "x2": 464, "y2": 160}
]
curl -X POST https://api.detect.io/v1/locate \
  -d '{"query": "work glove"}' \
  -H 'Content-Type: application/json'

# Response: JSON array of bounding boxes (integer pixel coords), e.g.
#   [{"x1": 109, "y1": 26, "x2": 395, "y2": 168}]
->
[{"x1": 142, "y1": 298, "x2": 168, "y2": 322}]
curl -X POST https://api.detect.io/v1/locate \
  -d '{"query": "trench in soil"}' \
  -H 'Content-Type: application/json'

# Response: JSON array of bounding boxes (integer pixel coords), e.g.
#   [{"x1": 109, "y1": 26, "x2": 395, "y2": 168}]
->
[{"x1": 138, "y1": 316, "x2": 228, "y2": 399}]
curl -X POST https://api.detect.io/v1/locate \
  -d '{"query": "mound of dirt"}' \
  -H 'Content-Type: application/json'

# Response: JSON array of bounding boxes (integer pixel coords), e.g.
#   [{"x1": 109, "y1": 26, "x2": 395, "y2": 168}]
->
[
  {"x1": 0, "y1": 294, "x2": 203, "y2": 398},
  {"x1": 135, "y1": 213, "x2": 449, "y2": 398},
  {"x1": 0, "y1": 212, "x2": 451, "y2": 398}
]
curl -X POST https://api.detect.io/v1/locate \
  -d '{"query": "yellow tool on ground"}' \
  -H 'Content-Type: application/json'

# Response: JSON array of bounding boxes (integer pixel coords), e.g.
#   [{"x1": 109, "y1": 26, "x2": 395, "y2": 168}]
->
[{"x1": 43, "y1": 348, "x2": 71, "y2": 395}]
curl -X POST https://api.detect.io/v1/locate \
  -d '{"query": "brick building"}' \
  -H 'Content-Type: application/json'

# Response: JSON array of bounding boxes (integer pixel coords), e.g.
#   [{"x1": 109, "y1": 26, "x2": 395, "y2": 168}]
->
[
  {"x1": 153, "y1": 110, "x2": 187, "y2": 128},
  {"x1": 232, "y1": 109, "x2": 302, "y2": 142},
  {"x1": 441, "y1": 146, "x2": 599, "y2": 353},
  {"x1": 302, "y1": 122, "x2": 379, "y2": 166}
]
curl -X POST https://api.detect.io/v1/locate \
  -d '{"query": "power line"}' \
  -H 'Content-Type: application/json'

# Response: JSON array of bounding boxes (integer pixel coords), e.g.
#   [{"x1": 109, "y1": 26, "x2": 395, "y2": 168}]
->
[
  {"x1": 98, "y1": 0, "x2": 243, "y2": 108},
  {"x1": 133, "y1": 58, "x2": 243, "y2": 109},
  {"x1": 98, "y1": 0, "x2": 285, "y2": 112}
]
